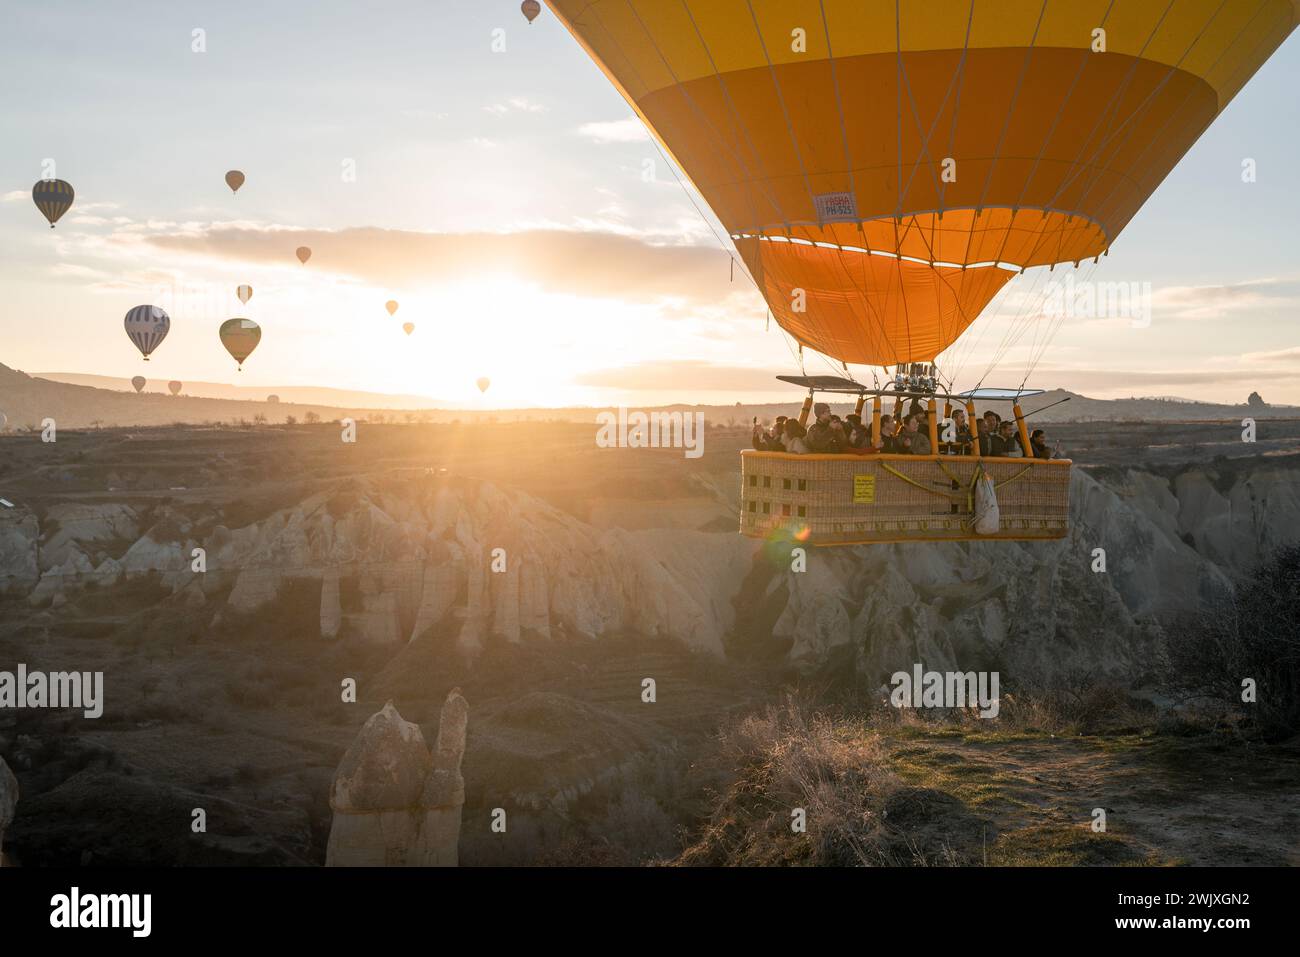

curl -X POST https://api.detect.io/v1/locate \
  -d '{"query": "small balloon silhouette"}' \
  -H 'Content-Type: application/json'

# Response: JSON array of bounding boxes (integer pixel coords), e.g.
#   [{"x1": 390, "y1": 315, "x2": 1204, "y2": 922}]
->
[
  {"x1": 476, "y1": 377, "x2": 490, "y2": 393},
  {"x1": 237, "y1": 284, "x2": 253, "y2": 305},
  {"x1": 168, "y1": 380, "x2": 182, "y2": 396},
  {"x1": 296, "y1": 246, "x2": 312, "y2": 265},
  {"x1": 403, "y1": 322, "x2": 414, "y2": 336},
  {"x1": 522, "y1": 1, "x2": 541, "y2": 24},
  {"x1": 131, "y1": 375, "x2": 146, "y2": 394},
  {"x1": 225, "y1": 170, "x2": 245, "y2": 194},
  {"x1": 386, "y1": 300, "x2": 399, "y2": 316}
]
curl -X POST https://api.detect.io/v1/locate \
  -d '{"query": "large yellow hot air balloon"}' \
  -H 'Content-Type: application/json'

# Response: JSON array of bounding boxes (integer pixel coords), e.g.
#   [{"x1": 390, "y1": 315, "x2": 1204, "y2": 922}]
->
[
  {"x1": 220, "y1": 318, "x2": 262, "y2": 370},
  {"x1": 547, "y1": 0, "x2": 1297, "y2": 367}
]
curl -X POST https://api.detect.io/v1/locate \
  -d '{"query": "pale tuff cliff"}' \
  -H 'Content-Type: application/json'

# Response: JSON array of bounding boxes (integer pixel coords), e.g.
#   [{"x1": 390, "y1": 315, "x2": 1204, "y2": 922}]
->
[{"x1": 2, "y1": 462, "x2": 1297, "y2": 681}]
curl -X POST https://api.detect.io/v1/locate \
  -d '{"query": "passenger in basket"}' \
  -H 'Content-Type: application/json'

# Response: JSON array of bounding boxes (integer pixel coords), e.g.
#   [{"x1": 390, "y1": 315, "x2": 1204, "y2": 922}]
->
[
  {"x1": 1030, "y1": 428, "x2": 1059, "y2": 460},
  {"x1": 992, "y1": 420, "x2": 1023, "y2": 457},
  {"x1": 878, "y1": 414, "x2": 899, "y2": 452},
  {"x1": 806, "y1": 403, "x2": 844, "y2": 453},
  {"x1": 951, "y1": 409, "x2": 974, "y2": 455},
  {"x1": 781, "y1": 419, "x2": 811, "y2": 454},
  {"x1": 899, "y1": 413, "x2": 932, "y2": 455}
]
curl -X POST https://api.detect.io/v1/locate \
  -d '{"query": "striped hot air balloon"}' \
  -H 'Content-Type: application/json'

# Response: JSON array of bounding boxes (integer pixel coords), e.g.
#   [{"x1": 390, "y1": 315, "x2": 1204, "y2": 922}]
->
[
  {"x1": 32, "y1": 179, "x2": 75, "y2": 228},
  {"x1": 123, "y1": 305, "x2": 171, "y2": 361}
]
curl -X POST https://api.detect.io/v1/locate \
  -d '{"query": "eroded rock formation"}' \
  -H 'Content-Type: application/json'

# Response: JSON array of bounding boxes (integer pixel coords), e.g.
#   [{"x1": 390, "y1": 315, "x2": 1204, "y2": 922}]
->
[
  {"x1": 326, "y1": 691, "x2": 468, "y2": 866},
  {"x1": 1, "y1": 460, "x2": 1298, "y2": 682}
]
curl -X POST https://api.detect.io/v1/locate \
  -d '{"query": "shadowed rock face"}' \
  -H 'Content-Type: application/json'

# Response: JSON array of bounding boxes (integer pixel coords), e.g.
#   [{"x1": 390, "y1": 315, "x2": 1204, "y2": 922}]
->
[
  {"x1": 2, "y1": 460, "x2": 1298, "y2": 682},
  {"x1": 0, "y1": 756, "x2": 17, "y2": 866},
  {"x1": 327, "y1": 693, "x2": 468, "y2": 867}
]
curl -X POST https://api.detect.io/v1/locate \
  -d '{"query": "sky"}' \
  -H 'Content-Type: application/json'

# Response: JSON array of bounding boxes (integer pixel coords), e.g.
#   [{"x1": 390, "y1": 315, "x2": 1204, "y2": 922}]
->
[{"x1": 1, "y1": 0, "x2": 1298, "y2": 409}]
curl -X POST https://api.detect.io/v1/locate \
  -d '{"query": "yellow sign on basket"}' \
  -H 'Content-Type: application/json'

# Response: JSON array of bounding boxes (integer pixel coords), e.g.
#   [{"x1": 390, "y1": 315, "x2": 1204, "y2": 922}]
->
[{"x1": 853, "y1": 474, "x2": 876, "y2": 504}]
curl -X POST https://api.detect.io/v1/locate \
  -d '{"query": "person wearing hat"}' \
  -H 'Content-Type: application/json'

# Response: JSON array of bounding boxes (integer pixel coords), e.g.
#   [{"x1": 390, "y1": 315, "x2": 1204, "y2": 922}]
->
[{"x1": 806, "y1": 402, "x2": 844, "y2": 453}]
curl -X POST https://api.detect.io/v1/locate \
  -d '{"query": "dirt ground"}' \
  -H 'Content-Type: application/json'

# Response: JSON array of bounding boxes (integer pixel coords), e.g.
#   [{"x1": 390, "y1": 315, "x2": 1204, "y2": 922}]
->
[{"x1": 881, "y1": 727, "x2": 1300, "y2": 866}]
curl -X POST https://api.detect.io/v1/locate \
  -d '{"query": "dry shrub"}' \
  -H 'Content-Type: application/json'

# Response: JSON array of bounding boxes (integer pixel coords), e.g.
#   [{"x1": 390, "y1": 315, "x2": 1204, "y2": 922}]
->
[{"x1": 677, "y1": 696, "x2": 941, "y2": 866}]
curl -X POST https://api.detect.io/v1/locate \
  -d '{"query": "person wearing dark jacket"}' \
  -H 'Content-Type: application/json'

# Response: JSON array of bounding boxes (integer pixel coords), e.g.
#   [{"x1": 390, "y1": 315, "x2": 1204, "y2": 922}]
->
[
  {"x1": 990, "y1": 420, "x2": 1024, "y2": 457},
  {"x1": 1030, "y1": 428, "x2": 1054, "y2": 460},
  {"x1": 878, "y1": 414, "x2": 898, "y2": 452},
  {"x1": 806, "y1": 403, "x2": 844, "y2": 453}
]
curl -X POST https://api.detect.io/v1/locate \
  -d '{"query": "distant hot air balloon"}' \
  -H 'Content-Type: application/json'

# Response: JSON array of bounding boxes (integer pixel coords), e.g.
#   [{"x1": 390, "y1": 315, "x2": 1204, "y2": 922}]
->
[
  {"x1": 476, "y1": 377, "x2": 490, "y2": 393},
  {"x1": 220, "y1": 318, "x2": 262, "y2": 371},
  {"x1": 131, "y1": 376, "x2": 146, "y2": 394},
  {"x1": 124, "y1": 305, "x2": 171, "y2": 361},
  {"x1": 168, "y1": 380, "x2": 182, "y2": 396},
  {"x1": 32, "y1": 179, "x2": 75, "y2": 228},
  {"x1": 403, "y1": 322, "x2": 414, "y2": 336},
  {"x1": 386, "y1": 300, "x2": 399, "y2": 316},
  {"x1": 225, "y1": 170, "x2": 245, "y2": 194},
  {"x1": 237, "y1": 284, "x2": 253, "y2": 305},
  {"x1": 295, "y1": 246, "x2": 312, "y2": 265},
  {"x1": 267, "y1": 394, "x2": 280, "y2": 404},
  {"x1": 522, "y1": 1, "x2": 541, "y2": 24}
]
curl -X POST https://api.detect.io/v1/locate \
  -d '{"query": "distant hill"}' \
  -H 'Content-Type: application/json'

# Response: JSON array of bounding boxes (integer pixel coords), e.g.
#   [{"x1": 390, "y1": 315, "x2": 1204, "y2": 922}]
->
[
  {"x1": 2, "y1": 363, "x2": 1295, "y2": 431},
  {"x1": 34, "y1": 372, "x2": 450, "y2": 411}
]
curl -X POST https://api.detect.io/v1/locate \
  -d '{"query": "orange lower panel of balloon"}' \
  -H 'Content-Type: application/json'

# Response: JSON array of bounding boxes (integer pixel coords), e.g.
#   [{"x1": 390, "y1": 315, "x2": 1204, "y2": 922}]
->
[{"x1": 738, "y1": 235, "x2": 1014, "y2": 366}]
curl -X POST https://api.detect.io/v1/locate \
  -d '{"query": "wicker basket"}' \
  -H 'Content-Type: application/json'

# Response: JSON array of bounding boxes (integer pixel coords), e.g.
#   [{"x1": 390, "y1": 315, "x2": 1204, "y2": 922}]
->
[{"x1": 739, "y1": 451, "x2": 1070, "y2": 544}]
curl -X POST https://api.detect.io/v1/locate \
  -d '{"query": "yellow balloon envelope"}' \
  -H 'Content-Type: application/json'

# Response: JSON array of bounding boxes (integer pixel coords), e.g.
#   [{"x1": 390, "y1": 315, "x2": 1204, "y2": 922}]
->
[
  {"x1": 237, "y1": 284, "x2": 253, "y2": 305},
  {"x1": 403, "y1": 322, "x2": 414, "y2": 336},
  {"x1": 548, "y1": 1, "x2": 1297, "y2": 365},
  {"x1": 386, "y1": 300, "x2": 399, "y2": 316},
  {"x1": 220, "y1": 318, "x2": 262, "y2": 370}
]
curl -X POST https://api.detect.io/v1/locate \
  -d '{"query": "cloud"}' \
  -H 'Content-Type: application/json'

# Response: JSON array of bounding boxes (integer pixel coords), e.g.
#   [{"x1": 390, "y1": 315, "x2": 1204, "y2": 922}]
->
[
  {"x1": 142, "y1": 225, "x2": 751, "y2": 306},
  {"x1": 578, "y1": 117, "x2": 651, "y2": 144},
  {"x1": 573, "y1": 359, "x2": 785, "y2": 393},
  {"x1": 1151, "y1": 277, "x2": 1300, "y2": 321},
  {"x1": 1241, "y1": 346, "x2": 1300, "y2": 364},
  {"x1": 2, "y1": 189, "x2": 27, "y2": 203},
  {"x1": 484, "y1": 97, "x2": 547, "y2": 116}
]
